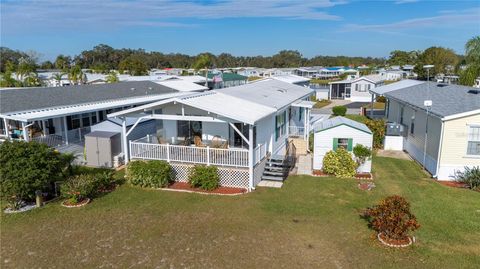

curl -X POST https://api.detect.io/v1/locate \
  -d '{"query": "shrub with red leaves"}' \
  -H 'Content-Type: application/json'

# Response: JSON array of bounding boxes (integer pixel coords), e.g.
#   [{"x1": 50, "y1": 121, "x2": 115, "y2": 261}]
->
[{"x1": 363, "y1": 195, "x2": 420, "y2": 241}]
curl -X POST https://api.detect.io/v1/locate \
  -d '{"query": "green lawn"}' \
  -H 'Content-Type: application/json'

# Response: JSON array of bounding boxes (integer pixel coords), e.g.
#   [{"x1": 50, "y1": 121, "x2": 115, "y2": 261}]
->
[
  {"x1": 1, "y1": 157, "x2": 479, "y2": 268},
  {"x1": 362, "y1": 102, "x2": 386, "y2": 110},
  {"x1": 313, "y1": 99, "x2": 332, "y2": 109},
  {"x1": 344, "y1": 114, "x2": 369, "y2": 123}
]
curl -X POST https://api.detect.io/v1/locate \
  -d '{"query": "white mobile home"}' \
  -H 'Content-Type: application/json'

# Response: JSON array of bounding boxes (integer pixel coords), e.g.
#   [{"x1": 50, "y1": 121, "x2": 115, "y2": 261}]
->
[
  {"x1": 313, "y1": 117, "x2": 373, "y2": 173},
  {"x1": 384, "y1": 82, "x2": 480, "y2": 180},
  {"x1": 109, "y1": 79, "x2": 315, "y2": 191},
  {"x1": 329, "y1": 74, "x2": 385, "y2": 102}
]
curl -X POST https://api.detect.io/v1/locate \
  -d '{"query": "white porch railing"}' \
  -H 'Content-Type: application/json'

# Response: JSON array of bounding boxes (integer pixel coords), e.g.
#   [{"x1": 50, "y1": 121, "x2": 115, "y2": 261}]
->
[
  {"x1": 288, "y1": 126, "x2": 305, "y2": 137},
  {"x1": 130, "y1": 141, "x2": 250, "y2": 168},
  {"x1": 253, "y1": 143, "x2": 267, "y2": 165},
  {"x1": 32, "y1": 134, "x2": 65, "y2": 147},
  {"x1": 30, "y1": 127, "x2": 90, "y2": 148}
]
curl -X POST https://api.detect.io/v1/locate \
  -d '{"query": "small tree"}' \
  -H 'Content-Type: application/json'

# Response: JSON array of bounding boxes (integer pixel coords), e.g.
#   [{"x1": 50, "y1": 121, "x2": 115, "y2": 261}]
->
[
  {"x1": 453, "y1": 166, "x2": 480, "y2": 190},
  {"x1": 0, "y1": 141, "x2": 63, "y2": 206},
  {"x1": 365, "y1": 118, "x2": 385, "y2": 149},
  {"x1": 322, "y1": 148, "x2": 357, "y2": 178},
  {"x1": 353, "y1": 144, "x2": 372, "y2": 166},
  {"x1": 364, "y1": 195, "x2": 420, "y2": 241},
  {"x1": 332, "y1": 106, "x2": 347, "y2": 116}
]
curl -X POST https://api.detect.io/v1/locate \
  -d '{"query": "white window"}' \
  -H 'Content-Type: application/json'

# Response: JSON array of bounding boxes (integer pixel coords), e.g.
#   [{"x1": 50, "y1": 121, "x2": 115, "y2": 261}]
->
[{"x1": 467, "y1": 126, "x2": 480, "y2": 156}]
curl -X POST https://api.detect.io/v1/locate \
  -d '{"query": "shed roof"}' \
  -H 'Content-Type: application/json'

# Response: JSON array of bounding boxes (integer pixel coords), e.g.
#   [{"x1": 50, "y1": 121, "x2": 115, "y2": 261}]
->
[
  {"x1": 314, "y1": 116, "x2": 372, "y2": 134},
  {"x1": 384, "y1": 82, "x2": 480, "y2": 119}
]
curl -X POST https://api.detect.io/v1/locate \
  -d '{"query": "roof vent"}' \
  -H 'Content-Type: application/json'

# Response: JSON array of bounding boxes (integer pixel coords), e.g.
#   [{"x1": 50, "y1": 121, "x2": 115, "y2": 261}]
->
[
  {"x1": 468, "y1": 89, "x2": 479, "y2": 94},
  {"x1": 131, "y1": 87, "x2": 136, "y2": 91},
  {"x1": 276, "y1": 89, "x2": 287, "y2": 93},
  {"x1": 436, "y1": 83, "x2": 448, "y2": 87}
]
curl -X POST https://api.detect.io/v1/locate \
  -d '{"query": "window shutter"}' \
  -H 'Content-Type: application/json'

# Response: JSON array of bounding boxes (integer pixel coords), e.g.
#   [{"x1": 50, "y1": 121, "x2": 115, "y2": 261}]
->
[
  {"x1": 347, "y1": 139, "x2": 353, "y2": 151},
  {"x1": 333, "y1": 138, "x2": 338, "y2": 150}
]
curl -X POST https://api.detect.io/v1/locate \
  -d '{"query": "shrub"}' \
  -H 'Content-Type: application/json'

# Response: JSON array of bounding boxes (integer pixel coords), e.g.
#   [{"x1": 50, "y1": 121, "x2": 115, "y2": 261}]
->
[
  {"x1": 0, "y1": 141, "x2": 63, "y2": 205},
  {"x1": 363, "y1": 195, "x2": 420, "y2": 241},
  {"x1": 332, "y1": 105, "x2": 347, "y2": 116},
  {"x1": 94, "y1": 170, "x2": 115, "y2": 191},
  {"x1": 188, "y1": 165, "x2": 220, "y2": 190},
  {"x1": 126, "y1": 160, "x2": 172, "y2": 188},
  {"x1": 353, "y1": 144, "x2": 372, "y2": 166},
  {"x1": 61, "y1": 174, "x2": 97, "y2": 203},
  {"x1": 365, "y1": 118, "x2": 385, "y2": 149},
  {"x1": 454, "y1": 166, "x2": 480, "y2": 190},
  {"x1": 322, "y1": 148, "x2": 357, "y2": 178}
]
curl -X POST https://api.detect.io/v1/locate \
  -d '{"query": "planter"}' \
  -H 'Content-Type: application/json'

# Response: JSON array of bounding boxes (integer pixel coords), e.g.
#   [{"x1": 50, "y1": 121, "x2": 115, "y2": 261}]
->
[
  {"x1": 358, "y1": 182, "x2": 375, "y2": 191},
  {"x1": 377, "y1": 232, "x2": 414, "y2": 248},
  {"x1": 61, "y1": 198, "x2": 90, "y2": 208}
]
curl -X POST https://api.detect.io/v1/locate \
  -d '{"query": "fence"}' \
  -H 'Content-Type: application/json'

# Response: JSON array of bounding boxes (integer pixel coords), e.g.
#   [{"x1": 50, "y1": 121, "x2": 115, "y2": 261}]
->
[{"x1": 288, "y1": 126, "x2": 305, "y2": 137}]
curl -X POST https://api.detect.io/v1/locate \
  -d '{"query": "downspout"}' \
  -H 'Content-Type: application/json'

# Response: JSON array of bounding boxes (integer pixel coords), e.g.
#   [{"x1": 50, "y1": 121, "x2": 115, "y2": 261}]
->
[{"x1": 433, "y1": 119, "x2": 445, "y2": 179}]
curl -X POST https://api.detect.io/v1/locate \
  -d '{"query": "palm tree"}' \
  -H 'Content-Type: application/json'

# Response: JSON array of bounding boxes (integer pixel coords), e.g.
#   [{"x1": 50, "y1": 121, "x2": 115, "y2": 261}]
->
[
  {"x1": 52, "y1": 73, "x2": 64, "y2": 86},
  {"x1": 106, "y1": 71, "x2": 119, "y2": 83},
  {"x1": 465, "y1": 36, "x2": 480, "y2": 64},
  {"x1": 192, "y1": 54, "x2": 212, "y2": 88},
  {"x1": 67, "y1": 66, "x2": 84, "y2": 85}
]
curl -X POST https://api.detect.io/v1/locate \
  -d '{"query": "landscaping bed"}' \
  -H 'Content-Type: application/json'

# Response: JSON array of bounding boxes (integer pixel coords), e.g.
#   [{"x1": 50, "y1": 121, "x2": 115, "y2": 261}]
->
[
  {"x1": 312, "y1": 170, "x2": 373, "y2": 179},
  {"x1": 166, "y1": 182, "x2": 247, "y2": 195},
  {"x1": 438, "y1": 181, "x2": 469, "y2": 189}
]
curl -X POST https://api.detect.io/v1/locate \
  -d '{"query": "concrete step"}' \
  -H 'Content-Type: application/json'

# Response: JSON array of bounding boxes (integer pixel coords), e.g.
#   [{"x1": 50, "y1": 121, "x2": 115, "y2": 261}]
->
[
  {"x1": 263, "y1": 170, "x2": 286, "y2": 176},
  {"x1": 261, "y1": 175, "x2": 284, "y2": 181}
]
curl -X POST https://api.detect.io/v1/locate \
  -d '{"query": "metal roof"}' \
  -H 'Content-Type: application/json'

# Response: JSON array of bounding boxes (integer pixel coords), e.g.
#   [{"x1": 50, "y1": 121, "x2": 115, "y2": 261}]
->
[
  {"x1": 218, "y1": 79, "x2": 314, "y2": 110},
  {"x1": 314, "y1": 116, "x2": 372, "y2": 134},
  {"x1": 369, "y1": 79, "x2": 425, "y2": 96},
  {"x1": 156, "y1": 80, "x2": 208, "y2": 92},
  {"x1": 271, "y1": 75, "x2": 310, "y2": 84},
  {"x1": 0, "y1": 81, "x2": 178, "y2": 115},
  {"x1": 384, "y1": 82, "x2": 480, "y2": 119}
]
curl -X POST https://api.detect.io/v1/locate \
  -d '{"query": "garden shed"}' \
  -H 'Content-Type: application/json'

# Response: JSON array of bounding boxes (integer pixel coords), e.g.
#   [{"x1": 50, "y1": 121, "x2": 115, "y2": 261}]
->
[{"x1": 313, "y1": 116, "x2": 373, "y2": 173}]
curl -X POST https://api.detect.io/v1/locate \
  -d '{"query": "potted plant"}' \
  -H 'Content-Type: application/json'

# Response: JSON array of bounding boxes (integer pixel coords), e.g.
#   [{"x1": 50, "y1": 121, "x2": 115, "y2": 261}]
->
[{"x1": 363, "y1": 195, "x2": 420, "y2": 247}]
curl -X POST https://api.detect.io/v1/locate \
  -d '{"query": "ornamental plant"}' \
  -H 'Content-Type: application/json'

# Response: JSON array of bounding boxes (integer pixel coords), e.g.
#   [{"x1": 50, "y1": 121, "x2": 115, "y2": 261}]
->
[
  {"x1": 365, "y1": 119, "x2": 385, "y2": 149},
  {"x1": 0, "y1": 141, "x2": 63, "y2": 206},
  {"x1": 332, "y1": 105, "x2": 347, "y2": 116},
  {"x1": 453, "y1": 166, "x2": 480, "y2": 190},
  {"x1": 126, "y1": 160, "x2": 172, "y2": 188},
  {"x1": 61, "y1": 174, "x2": 97, "y2": 204},
  {"x1": 353, "y1": 144, "x2": 372, "y2": 166},
  {"x1": 322, "y1": 148, "x2": 357, "y2": 178},
  {"x1": 363, "y1": 195, "x2": 420, "y2": 241},
  {"x1": 188, "y1": 165, "x2": 220, "y2": 190}
]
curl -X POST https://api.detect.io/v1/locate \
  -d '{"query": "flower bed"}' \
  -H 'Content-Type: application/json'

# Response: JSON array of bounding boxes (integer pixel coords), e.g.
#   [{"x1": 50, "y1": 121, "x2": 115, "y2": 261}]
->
[
  {"x1": 163, "y1": 182, "x2": 246, "y2": 196},
  {"x1": 61, "y1": 198, "x2": 90, "y2": 208},
  {"x1": 438, "y1": 181, "x2": 469, "y2": 189},
  {"x1": 3, "y1": 204, "x2": 36, "y2": 214},
  {"x1": 312, "y1": 170, "x2": 373, "y2": 180}
]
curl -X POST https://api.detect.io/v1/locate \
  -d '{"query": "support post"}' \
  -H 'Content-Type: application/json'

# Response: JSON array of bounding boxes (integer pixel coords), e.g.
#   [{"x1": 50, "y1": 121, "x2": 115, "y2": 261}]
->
[
  {"x1": 370, "y1": 94, "x2": 374, "y2": 118},
  {"x1": 248, "y1": 124, "x2": 254, "y2": 191},
  {"x1": 206, "y1": 146, "x2": 210, "y2": 166},
  {"x1": 63, "y1": 116, "x2": 69, "y2": 145},
  {"x1": 306, "y1": 108, "x2": 310, "y2": 148},
  {"x1": 3, "y1": 118, "x2": 8, "y2": 136},
  {"x1": 166, "y1": 143, "x2": 170, "y2": 162},
  {"x1": 21, "y1": 122, "x2": 29, "y2": 142},
  {"x1": 122, "y1": 117, "x2": 129, "y2": 164}
]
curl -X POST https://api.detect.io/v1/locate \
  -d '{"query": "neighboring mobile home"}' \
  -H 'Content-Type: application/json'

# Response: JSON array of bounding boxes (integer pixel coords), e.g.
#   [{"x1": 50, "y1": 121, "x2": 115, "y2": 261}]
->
[
  {"x1": 313, "y1": 116, "x2": 373, "y2": 173},
  {"x1": 329, "y1": 74, "x2": 385, "y2": 102},
  {"x1": 108, "y1": 79, "x2": 315, "y2": 191},
  {"x1": 384, "y1": 82, "x2": 480, "y2": 180}
]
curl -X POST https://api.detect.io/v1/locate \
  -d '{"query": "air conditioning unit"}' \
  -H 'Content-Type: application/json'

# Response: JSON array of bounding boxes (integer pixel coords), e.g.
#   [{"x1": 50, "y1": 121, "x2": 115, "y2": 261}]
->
[{"x1": 386, "y1": 122, "x2": 405, "y2": 136}]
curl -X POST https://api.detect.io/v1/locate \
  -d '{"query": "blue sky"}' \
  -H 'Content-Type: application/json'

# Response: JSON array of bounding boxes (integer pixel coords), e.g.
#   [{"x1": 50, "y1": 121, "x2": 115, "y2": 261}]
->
[{"x1": 1, "y1": 0, "x2": 479, "y2": 61}]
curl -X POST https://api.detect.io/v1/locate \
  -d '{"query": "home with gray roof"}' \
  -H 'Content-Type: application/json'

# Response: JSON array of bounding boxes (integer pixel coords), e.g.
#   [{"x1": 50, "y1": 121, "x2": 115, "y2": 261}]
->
[
  {"x1": 0, "y1": 81, "x2": 195, "y2": 151},
  {"x1": 329, "y1": 74, "x2": 385, "y2": 102},
  {"x1": 382, "y1": 81, "x2": 480, "y2": 180},
  {"x1": 107, "y1": 79, "x2": 315, "y2": 191}
]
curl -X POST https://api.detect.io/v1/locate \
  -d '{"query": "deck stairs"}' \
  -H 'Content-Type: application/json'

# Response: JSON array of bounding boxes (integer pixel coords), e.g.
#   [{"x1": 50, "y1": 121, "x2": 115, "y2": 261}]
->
[{"x1": 261, "y1": 155, "x2": 291, "y2": 182}]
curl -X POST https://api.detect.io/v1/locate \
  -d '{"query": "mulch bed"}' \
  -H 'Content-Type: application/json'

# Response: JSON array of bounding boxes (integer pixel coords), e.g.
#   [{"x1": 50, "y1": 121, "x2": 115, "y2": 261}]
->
[
  {"x1": 312, "y1": 170, "x2": 373, "y2": 180},
  {"x1": 61, "y1": 198, "x2": 90, "y2": 208},
  {"x1": 166, "y1": 182, "x2": 247, "y2": 195},
  {"x1": 438, "y1": 181, "x2": 469, "y2": 189}
]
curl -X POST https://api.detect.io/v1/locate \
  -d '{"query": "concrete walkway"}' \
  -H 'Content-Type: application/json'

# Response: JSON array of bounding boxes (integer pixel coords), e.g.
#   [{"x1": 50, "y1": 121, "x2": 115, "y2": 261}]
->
[
  {"x1": 377, "y1": 150, "x2": 412, "y2": 160},
  {"x1": 296, "y1": 154, "x2": 312, "y2": 175},
  {"x1": 257, "y1": 180, "x2": 283, "y2": 188}
]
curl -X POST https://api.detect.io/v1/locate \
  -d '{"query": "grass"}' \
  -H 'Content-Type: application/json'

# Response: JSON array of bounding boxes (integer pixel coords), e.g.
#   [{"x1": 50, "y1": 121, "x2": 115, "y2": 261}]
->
[
  {"x1": 313, "y1": 99, "x2": 332, "y2": 109},
  {"x1": 344, "y1": 114, "x2": 369, "y2": 123},
  {"x1": 362, "y1": 102, "x2": 386, "y2": 110},
  {"x1": 1, "y1": 157, "x2": 479, "y2": 268}
]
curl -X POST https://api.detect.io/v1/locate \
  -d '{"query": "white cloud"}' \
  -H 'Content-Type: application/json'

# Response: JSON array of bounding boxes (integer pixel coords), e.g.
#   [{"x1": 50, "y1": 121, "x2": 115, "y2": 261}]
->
[
  {"x1": 343, "y1": 8, "x2": 479, "y2": 32},
  {"x1": 0, "y1": 0, "x2": 344, "y2": 33}
]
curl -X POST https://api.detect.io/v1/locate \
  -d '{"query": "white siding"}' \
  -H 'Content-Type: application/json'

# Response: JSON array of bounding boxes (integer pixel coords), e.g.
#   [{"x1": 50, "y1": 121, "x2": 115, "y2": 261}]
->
[
  {"x1": 313, "y1": 125, "x2": 373, "y2": 172},
  {"x1": 350, "y1": 81, "x2": 375, "y2": 102}
]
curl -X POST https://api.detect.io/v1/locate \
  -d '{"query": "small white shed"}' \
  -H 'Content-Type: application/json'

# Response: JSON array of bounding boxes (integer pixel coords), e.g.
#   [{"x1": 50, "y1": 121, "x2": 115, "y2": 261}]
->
[{"x1": 313, "y1": 116, "x2": 373, "y2": 173}]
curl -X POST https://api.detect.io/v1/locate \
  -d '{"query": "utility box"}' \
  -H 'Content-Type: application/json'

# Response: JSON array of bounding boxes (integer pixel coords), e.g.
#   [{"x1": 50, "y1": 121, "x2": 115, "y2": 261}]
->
[{"x1": 85, "y1": 131, "x2": 121, "y2": 168}]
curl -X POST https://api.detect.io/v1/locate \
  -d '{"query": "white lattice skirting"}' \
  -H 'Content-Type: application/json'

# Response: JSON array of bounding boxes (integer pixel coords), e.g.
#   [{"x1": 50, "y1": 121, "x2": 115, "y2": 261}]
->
[{"x1": 169, "y1": 162, "x2": 249, "y2": 189}]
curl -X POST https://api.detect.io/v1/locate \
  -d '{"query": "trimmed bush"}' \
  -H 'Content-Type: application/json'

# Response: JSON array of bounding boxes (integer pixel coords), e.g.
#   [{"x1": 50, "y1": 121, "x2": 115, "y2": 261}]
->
[
  {"x1": 363, "y1": 195, "x2": 420, "y2": 241},
  {"x1": 61, "y1": 174, "x2": 97, "y2": 203},
  {"x1": 454, "y1": 166, "x2": 480, "y2": 190},
  {"x1": 322, "y1": 148, "x2": 357, "y2": 178},
  {"x1": 126, "y1": 160, "x2": 172, "y2": 188},
  {"x1": 332, "y1": 105, "x2": 347, "y2": 116},
  {"x1": 188, "y1": 165, "x2": 220, "y2": 190},
  {"x1": 353, "y1": 144, "x2": 372, "y2": 166},
  {"x1": 0, "y1": 141, "x2": 63, "y2": 205},
  {"x1": 365, "y1": 118, "x2": 385, "y2": 149}
]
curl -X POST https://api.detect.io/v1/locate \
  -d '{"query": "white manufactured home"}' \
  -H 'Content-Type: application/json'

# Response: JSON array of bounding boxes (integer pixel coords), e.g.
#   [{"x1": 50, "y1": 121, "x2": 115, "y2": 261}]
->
[
  {"x1": 384, "y1": 82, "x2": 480, "y2": 180},
  {"x1": 313, "y1": 117, "x2": 373, "y2": 173},
  {"x1": 109, "y1": 79, "x2": 315, "y2": 191},
  {"x1": 329, "y1": 74, "x2": 385, "y2": 102}
]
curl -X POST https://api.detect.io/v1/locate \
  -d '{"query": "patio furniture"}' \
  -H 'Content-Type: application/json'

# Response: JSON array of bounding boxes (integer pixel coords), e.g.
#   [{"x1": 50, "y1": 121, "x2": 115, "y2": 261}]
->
[{"x1": 194, "y1": 136, "x2": 206, "y2": 147}]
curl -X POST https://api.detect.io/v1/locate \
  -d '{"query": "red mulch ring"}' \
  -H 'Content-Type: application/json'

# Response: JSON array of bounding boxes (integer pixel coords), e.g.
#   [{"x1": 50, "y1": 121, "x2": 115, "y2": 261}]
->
[
  {"x1": 167, "y1": 182, "x2": 247, "y2": 195},
  {"x1": 312, "y1": 170, "x2": 373, "y2": 179},
  {"x1": 438, "y1": 181, "x2": 469, "y2": 189}
]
